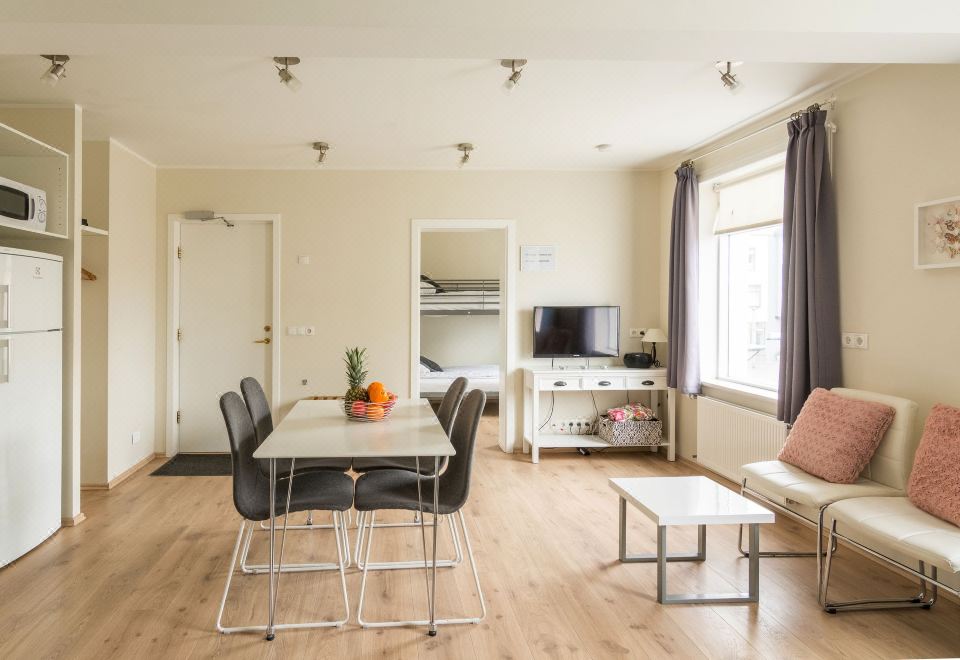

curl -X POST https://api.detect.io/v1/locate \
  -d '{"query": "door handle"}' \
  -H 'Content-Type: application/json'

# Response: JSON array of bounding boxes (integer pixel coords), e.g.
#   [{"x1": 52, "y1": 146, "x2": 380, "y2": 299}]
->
[
  {"x1": 0, "y1": 338, "x2": 9, "y2": 384},
  {"x1": 254, "y1": 338, "x2": 272, "y2": 345}
]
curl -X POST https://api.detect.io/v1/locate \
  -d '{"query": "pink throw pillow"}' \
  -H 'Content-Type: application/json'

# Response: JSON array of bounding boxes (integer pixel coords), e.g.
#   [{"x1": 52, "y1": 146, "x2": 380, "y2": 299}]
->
[
  {"x1": 777, "y1": 388, "x2": 896, "y2": 484},
  {"x1": 907, "y1": 404, "x2": 960, "y2": 526}
]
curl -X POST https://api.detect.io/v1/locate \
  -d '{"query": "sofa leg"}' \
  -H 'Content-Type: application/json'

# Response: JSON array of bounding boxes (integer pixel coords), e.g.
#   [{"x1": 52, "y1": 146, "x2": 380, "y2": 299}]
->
[
  {"x1": 737, "y1": 482, "x2": 833, "y2": 561},
  {"x1": 820, "y1": 520, "x2": 939, "y2": 613}
]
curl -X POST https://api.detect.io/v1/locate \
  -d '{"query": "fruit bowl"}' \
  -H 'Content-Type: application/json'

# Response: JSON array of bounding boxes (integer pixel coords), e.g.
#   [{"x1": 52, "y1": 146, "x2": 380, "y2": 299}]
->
[{"x1": 343, "y1": 397, "x2": 397, "y2": 422}]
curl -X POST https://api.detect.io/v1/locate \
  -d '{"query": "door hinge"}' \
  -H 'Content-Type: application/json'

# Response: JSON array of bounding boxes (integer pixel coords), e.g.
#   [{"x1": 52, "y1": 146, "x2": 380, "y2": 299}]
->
[
  {"x1": 177, "y1": 245, "x2": 183, "y2": 259},
  {"x1": 176, "y1": 410, "x2": 182, "y2": 424},
  {"x1": 177, "y1": 328, "x2": 183, "y2": 342}
]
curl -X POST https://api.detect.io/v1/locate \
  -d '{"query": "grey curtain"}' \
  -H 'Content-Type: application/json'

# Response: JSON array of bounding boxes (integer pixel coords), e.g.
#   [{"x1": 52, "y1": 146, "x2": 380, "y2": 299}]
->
[
  {"x1": 667, "y1": 164, "x2": 700, "y2": 394},
  {"x1": 778, "y1": 109, "x2": 842, "y2": 423}
]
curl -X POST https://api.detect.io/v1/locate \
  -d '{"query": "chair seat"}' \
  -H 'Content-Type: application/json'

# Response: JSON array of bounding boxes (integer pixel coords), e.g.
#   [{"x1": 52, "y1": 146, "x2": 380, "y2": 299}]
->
[
  {"x1": 354, "y1": 469, "x2": 458, "y2": 515},
  {"x1": 827, "y1": 496, "x2": 960, "y2": 574},
  {"x1": 741, "y1": 460, "x2": 901, "y2": 509},
  {"x1": 245, "y1": 470, "x2": 355, "y2": 521},
  {"x1": 258, "y1": 457, "x2": 351, "y2": 478},
  {"x1": 352, "y1": 456, "x2": 442, "y2": 475}
]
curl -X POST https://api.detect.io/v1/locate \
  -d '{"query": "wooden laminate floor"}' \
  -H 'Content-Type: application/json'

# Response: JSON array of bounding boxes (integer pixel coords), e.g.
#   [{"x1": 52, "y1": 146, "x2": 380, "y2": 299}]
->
[{"x1": 2, "y1": 417, "x2": 959, "y2": 659}]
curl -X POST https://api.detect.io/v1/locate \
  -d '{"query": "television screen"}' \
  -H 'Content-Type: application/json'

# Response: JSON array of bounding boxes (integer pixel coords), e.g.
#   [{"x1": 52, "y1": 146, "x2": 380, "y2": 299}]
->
[{"x1": 533, "y1": 306, "x2": 620, "y2": 358}]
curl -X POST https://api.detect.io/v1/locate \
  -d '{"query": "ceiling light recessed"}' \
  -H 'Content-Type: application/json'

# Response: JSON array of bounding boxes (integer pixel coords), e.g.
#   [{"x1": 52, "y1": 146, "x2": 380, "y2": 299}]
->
[
  {"x1": 312, "y1": 141, "x2": 330, "y2": 165},
  {"x1": 40, "y1": 55, "x2": 70, "y2": 86},
  {"x1": 594, "y1": 143, "x2": 613, "y2": 152},
  {"x1": 457, "y1": 143, "x2": 474, "y2": 168},
  {"x1": 500, "y1": 59, "x2": 527, "y2": 94},
  {"x1": 715, "y1": 61, "x2": 743, "y2": 93},
  {"x1": 274, "y1": 57, "x2": 302, "y2": 92}
]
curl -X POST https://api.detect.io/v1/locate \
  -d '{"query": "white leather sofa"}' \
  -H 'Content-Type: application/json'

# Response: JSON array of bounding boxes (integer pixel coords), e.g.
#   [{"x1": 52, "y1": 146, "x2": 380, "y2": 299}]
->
[
  {"x1": 821, "y1": 496, "x2": 960, "y2": 612},
  {"x1": 738, "y1": 389, "x2": 920, "y2": 585}
]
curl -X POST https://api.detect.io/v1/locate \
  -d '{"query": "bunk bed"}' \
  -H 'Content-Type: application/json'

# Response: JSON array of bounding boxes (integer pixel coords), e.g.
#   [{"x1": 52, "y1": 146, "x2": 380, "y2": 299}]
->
[{"x1": 419, "y1": 276, "x2": 501, "y2": 401}]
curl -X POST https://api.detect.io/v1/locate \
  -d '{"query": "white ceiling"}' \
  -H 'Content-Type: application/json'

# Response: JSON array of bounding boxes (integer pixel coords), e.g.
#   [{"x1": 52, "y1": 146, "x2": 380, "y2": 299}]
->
[{"x1": 0, "y1": 1, "x2": 957, "y2": 170}]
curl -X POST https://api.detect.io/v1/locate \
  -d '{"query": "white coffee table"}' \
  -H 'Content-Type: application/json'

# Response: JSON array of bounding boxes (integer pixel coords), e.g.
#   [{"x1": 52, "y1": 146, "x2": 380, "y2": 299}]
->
[{"x1": 609, "y1": 476, "x2": 775, "y2": 604}]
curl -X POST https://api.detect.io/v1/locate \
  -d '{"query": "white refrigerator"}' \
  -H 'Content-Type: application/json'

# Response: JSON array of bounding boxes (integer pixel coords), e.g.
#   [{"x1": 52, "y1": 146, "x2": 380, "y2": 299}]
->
[{"x1": 0, "y1": 246, "x2": 62, "y2": 567}]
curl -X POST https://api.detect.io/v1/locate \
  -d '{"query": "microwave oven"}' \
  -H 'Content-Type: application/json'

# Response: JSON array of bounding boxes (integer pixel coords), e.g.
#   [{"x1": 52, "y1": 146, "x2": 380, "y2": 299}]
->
[{"x1": 0, "y1": 175, "x2": 47, "y2": 230}]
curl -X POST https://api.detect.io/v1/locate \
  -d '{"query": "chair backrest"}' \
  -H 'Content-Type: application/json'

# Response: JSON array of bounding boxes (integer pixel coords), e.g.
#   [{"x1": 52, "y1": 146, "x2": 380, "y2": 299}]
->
[
  {"x1": 220, "y1": 391, "x2": 266, "y2": 520},
  {"x1": 439, "y1": 389, "x2": 486, "y2": 511},
  {"x1": 436, "y1": 376, "x2": 468, "y2": 436},
  {"x1": 240, "y1": 377, "x2": 273, "y2": 445},
  {"x1": 832, "y1": 387, "x2": 919, "y2": 490}
]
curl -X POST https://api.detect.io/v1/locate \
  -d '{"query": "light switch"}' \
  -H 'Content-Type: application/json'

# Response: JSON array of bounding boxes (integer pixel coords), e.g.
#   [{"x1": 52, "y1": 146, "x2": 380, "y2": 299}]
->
[
  {"x1": 287, "y1": 326, "x2": 301, "y2": 336},
  {"x1": 297, "y1": 255, "x2": 311, "y2": 265}
]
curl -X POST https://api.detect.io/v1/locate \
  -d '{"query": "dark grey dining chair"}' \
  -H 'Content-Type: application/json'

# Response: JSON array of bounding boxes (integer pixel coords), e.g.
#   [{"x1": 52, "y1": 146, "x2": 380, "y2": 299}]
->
[
  {"x1": 352, "y1": 389, "x2": 487, "y2": 629},
  {"x1": 352, "y1": 376, "x2": 468, "y2": 476},
  {"x1": 215, "y1": 392, "x2": 354, "y2": 636},
  {"x1": 240, "y1": 376, "x2": 352, "y2": 557}
]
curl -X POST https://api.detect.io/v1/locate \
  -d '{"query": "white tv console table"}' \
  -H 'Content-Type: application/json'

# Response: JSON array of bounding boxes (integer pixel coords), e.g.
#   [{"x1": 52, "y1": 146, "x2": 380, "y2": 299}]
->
[{"x1": 522, "y1": 367, "x2": 676, "y2": 464}]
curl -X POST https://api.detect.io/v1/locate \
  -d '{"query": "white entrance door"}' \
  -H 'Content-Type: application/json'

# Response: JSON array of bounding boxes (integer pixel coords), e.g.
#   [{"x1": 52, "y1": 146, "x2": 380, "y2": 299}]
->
[{"x1": 178, "y1": 220, "x2": 273, "y2": 452}]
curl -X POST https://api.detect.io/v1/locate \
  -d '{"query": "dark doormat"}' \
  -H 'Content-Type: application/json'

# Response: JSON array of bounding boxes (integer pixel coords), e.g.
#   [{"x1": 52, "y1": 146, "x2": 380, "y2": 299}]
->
[{"x1": 150, "y1": 453, "x2": 232, "y2": 477}]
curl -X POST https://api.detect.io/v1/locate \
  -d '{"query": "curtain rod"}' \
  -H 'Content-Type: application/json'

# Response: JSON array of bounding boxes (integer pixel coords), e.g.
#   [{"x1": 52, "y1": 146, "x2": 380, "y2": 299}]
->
[{"x1": 680, "y1": 97, "x2": 836, "y2": 168}]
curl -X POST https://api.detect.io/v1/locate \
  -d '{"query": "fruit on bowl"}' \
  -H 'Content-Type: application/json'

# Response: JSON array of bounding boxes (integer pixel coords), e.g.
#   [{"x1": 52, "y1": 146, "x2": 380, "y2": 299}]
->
[{"x1": 341, "y1": 347, "x2": 396, "y2": 421}]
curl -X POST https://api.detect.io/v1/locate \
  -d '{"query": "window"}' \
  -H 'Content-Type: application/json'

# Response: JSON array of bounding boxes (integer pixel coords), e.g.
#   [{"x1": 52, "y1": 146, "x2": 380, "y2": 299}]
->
[{"x1": 701, "y1": 157, "x2": 785, "y2": 393}]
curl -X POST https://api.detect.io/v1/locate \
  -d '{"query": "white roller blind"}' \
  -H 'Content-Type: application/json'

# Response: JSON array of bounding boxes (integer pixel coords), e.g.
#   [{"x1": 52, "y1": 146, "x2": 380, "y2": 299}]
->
[{"x1": 714, "y1": 167, "x2": 785, "y2": 234}]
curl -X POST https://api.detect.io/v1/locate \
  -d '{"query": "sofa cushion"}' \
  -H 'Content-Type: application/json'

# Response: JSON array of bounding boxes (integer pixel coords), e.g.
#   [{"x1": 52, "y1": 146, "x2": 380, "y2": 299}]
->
[
  {"x1": 777, "y1": 388, "x2": 896, "y2": 484},
  {"x1": 741, "y1": 460, "x2": 900, "y2": 511},
  {"x1": 827, "y1": 496, "x2": 960, "y2": 574},
  {"x1": 907, "y1": 403, "x2": 960, "y2": 527}
]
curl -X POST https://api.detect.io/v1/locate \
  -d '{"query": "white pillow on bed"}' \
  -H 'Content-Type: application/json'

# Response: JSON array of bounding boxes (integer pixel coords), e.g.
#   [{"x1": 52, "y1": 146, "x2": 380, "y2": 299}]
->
[{"x1": 418, "y1": 364, "x2": 432, "y2": 375}]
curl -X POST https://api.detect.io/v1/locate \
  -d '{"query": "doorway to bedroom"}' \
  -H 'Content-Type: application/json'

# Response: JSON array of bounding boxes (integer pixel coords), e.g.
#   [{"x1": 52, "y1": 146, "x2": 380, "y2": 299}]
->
[{"x1": 411, "y1": 220, "x2": 516, "y2": 453}]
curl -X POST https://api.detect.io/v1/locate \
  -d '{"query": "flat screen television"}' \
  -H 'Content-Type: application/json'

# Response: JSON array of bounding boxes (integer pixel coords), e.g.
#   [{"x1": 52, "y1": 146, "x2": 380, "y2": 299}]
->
[{"x1": 533, "y1": 306, "x2": 620, "y2": 358}]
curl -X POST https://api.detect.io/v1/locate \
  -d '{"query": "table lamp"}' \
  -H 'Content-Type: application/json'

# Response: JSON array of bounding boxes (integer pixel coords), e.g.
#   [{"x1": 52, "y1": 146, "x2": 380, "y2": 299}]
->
[{"x1": 642, "y1": 328, "x2": 667, "y2": 367}]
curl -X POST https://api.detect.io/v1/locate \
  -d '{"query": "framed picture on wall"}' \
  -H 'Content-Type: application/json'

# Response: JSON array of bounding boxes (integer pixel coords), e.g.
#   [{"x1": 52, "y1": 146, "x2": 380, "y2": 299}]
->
[{"x1": 915, "y1": 195, "x2": 960, "y2": 269}]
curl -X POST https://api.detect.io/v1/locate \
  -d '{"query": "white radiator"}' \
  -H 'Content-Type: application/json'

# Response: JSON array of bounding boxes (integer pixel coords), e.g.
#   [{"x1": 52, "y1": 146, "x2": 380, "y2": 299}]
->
[{"x1": 696, "y1": 397, "x2": 789, "y2": 482}]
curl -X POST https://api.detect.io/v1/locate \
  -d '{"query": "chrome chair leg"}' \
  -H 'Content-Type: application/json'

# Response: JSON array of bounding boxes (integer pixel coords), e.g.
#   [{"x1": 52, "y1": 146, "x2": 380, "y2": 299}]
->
[
  {"x1": 821, "y1": 520, "x2": 939, "y2": 613},
  {"x1": 356, "y1": 508, "x2": 485, "y2": 629},
  {"x1": 242, "y1": 511, "x2": 350, "y2": 574},
  {"x1": 216, "y1": 513, "x2": 350, "y2": 634},
  {"x1": 355, "y1": 513, "x2": 463, "y2": 571}
]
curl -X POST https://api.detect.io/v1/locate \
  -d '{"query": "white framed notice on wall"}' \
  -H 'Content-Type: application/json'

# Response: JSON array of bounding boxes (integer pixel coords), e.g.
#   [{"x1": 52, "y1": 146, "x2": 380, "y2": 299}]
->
[{"x1": 521, "y1": 245, "x2": 556, "y2": 272}]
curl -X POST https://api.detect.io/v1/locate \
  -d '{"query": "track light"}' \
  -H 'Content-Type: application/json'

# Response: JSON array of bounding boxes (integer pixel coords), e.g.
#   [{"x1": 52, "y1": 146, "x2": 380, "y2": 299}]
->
[
  {"x1": 500, "y1": 59, "x2": 527, "y2": 93},
  {"x1": 40, "y1": 55, "x2": 70, "y2": 86},
  {"x1": 457, "y1": 143, "x2": 474, "y2": 168},
  {"x1": 716, "y1": 61, "x2": 743, "y2": 92},
  {"x1": 312, "y1": 142, "x2": 330, "y2": 165},
  {"x1": 273, "y1": 57, "x2": 302, "y2": 92}
]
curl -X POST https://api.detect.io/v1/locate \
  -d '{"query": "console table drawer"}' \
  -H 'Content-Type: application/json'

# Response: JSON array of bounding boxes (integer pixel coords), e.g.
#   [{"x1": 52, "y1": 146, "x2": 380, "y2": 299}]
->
[
  {"x1": 626, "y1": 376, "x2": 667, "y2": 390},
  {"x1": 582, "y1": 376, "x2": 626, "y2": 390},
  {"x1": 539, "y1": 377, "x2": 581, "y2": 391}
]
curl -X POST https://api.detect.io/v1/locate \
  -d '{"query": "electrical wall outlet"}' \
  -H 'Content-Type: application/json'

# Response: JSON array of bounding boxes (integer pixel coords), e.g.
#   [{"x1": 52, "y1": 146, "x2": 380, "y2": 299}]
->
[
  {"x1": 629, "y1": 328, "x2": 643, "y2": 338},
  {"x1": 842, "y1": 332, "x2": 869, "y2": 350},
  {"x1": 131, "y1": 431, "x2": 141, "y2": 445},
  {"x1": 304, "y1": 326, "x2": 315, "y2": 336}
]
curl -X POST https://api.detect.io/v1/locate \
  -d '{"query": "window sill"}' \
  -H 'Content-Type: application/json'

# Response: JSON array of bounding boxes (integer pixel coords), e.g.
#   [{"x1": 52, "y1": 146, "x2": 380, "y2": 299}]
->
[{"x1": 700, "y1": 378, "x2": 778, "y2": 416}]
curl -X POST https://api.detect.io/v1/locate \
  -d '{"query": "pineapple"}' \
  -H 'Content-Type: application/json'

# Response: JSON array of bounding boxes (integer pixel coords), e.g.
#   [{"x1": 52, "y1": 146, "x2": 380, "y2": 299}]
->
[{"x1": 343, "y1": 347, "x2": 370, "y2": 403}]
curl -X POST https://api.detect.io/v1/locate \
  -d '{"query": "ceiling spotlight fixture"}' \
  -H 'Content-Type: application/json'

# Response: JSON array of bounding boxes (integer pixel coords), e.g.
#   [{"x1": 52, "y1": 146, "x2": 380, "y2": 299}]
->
[
  {"x1": 273, "y1": 57, "x2": 302, "y2": 92},
  {"x1": 594, "y1": 143, "x2": 613, "y2": 152},
  {"x1": 457, "y1": 143, "x2": 474, "y2": 168},
  {"x1": 40, "y1": 55, "x2": 70, "y2": 86},
  {"x1": 716, "y1": 61, "x2": 743, "y2": 92},
  {"x1": 312, "y1": 141, "x2": 330, "y2": 165},
  {"x1": 500, "y1": 59, "x2": 527, "y2": 93}
]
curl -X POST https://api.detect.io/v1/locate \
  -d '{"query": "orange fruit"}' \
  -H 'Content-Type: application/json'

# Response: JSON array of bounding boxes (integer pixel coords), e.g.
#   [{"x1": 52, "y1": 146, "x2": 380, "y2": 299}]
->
[
  {"x1": 365, "y1": 403, "x2": 385, "y2": 419},
  {"x1": 367, "y1": 381, "x2": 389, "y2": 403}
]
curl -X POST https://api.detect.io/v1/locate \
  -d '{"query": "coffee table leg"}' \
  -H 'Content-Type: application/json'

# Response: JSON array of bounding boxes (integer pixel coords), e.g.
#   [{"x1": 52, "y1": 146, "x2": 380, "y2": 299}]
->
[{"x1": 619, "y1": 497, "x2": 706, "y2": 563}]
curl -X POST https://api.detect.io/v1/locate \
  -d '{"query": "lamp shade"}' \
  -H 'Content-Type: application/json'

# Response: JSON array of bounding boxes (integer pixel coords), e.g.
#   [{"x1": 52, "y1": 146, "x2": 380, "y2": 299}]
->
[{"x1": 642, "y1": 328, "x2": 667, "y2": 344}]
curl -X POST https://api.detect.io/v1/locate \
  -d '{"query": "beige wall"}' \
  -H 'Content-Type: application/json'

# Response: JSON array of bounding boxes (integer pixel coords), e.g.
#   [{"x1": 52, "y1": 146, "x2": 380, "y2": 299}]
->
[
  {"x1": 106, "y1": 142, "x2": 157, "y2": 479},
  {"x1": 157, "y1": 169, "x2": 661, "y2": 445},
  {"x1": 81, "y1": 140, "x2": 158, "y2": 485},
  {"x1": 661, "y1": 64, "x2": 960, "y2": 459}
]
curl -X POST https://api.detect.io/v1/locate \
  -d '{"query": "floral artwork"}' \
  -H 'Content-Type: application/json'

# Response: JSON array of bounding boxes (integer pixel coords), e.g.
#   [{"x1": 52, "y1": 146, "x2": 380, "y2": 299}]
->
[{"x1": 916, "y1": 197, "x2": 960, "y2": 269}]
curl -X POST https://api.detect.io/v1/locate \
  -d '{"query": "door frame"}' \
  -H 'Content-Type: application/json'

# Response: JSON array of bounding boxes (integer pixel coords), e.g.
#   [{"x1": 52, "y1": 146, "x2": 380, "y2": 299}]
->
[
  {"x1": 166, "y1": 213, "x2": 281, "y2": 457},
  {"x1": 410, "y1": 219, "x2": 517, "y2": 453}
]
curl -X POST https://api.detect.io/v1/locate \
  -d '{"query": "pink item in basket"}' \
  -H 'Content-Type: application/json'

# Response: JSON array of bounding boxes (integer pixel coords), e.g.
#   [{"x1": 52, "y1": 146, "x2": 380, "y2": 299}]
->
[
  {"x1": 907, "y1": 403, "x2": 960, "y2": 527},
  {"x1": 605, "y1": 403, "x2": 655, "y2": 422},
  {"x1": 777, "y1": 388, "x2": 896, "y2": 484}
]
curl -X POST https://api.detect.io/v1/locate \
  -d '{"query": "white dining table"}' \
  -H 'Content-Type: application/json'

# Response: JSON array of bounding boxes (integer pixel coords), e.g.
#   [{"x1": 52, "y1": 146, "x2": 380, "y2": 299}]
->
[{"x1": 252, "y1": 398, "x2": 455, "y2": 639}]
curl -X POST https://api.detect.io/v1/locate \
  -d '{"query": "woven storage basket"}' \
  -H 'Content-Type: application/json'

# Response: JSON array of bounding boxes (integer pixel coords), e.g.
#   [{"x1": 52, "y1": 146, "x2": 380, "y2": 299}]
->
[{"x1": 598, "y1": 416, "x2": 663, "y2": 446}]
